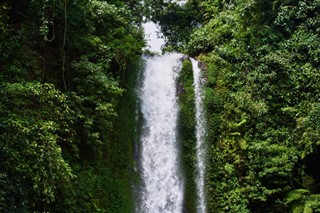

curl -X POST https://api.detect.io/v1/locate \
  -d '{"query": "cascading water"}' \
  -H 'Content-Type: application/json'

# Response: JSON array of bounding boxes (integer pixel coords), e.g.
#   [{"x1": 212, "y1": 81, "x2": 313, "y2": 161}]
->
[
  {"x1": 138, "y1": 53, "x2": 184, "y2": 213},
  {"x1": 191, "y1": 59, "x2": 207, "y2": 213},
  {"x1": 137, "y1": 21, "x2": 207, "y2": 212}
]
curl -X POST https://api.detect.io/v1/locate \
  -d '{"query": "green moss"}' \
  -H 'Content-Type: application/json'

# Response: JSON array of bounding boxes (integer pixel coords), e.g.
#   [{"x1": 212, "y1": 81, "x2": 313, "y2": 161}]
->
[
  {"x1": 178, "y1": 59, "x2": 198, "y2": 212},
  {"x1": 104, "y1": 58, "x2": 143, "y2": 212}
]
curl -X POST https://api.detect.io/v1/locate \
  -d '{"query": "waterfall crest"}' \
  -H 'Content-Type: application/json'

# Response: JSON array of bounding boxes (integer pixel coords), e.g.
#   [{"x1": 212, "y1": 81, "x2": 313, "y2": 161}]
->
[
  {"x1": 138, "y1": 53, "x2": 184, "y2": 213},
  {"x1": 191, "y1": 59, "x2": 207, "y2": 213}
]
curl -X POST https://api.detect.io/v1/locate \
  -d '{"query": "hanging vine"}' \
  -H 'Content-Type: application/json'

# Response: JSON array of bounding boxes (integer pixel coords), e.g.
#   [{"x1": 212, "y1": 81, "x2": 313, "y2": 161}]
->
[
  {"x1": 47, "y1": 0, "x2": 55, "y2": 42},
  {"x1": 61, "y1": 0, "x2": 67, "y2": 89}
]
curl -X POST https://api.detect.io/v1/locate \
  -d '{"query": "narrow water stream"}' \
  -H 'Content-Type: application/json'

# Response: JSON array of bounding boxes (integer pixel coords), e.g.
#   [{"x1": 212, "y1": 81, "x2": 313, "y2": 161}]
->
[{"x1": 191, "y1": 59, "x2": 207, "y2": 213}]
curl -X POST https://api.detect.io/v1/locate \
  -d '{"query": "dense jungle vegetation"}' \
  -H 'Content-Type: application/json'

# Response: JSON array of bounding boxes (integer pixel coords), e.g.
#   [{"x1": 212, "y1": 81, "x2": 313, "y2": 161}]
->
[
  {"x1": 1, "y1": 0, "x2": 320, "y2": 212},
  {"x1": 0, "y1": 0, "x2": 143, "y2": 211},
  {"x1": 152, "y1": 0, "x2": 320, "y2": 212}
]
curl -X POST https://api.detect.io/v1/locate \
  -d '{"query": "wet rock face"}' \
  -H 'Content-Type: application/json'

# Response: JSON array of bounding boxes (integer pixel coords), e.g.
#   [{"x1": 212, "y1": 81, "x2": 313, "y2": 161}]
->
[
  {"x1": 179, "y1": 54, "x2": 190, "y2": 62},
  {"x1": 176, "y1": 81, "x2": 185, "y2": 95},
  {"x1": 198, "y1": 61, "x2": 207, "y2": 71},
  {"x1": 176, "y1": 55, "x2": 208, "y2": 95},
  {"x1": 196, "y1": 61, "x2": 208, "y2": 85}
]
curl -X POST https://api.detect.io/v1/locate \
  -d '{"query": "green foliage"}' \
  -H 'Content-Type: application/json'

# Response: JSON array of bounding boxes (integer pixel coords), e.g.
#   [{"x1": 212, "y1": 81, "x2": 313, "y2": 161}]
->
[
  {"x1": 2, "y1": 0, "x2": 320, "y2": 211},
  {"x1": 178, "y1": 59, "x2": 198, "y2": 212},
  {"x1": 183, "y1": 0, "x2": 320, "y2": 212},
  {"x1": 144, "y1": 0, "x2": 203, "y2": 50},
  {"x1": 285, "y1": 189, "x2": 320, "y2": 213},
  {"x1": 69, "y1": 58, "x2": 123, "y2": 160},
  {"x1": 56, "y1": 164, "x2": 134, "y2": 213},
  {"x1": 0, "y1": 82, "x2": 73, "y2": 211},
  {"x1": 0, "y1": 0, "x2": 144, "y2": 211},
  {"x1": 308, "y1": 105, "x2": 320, "y2": 131}
]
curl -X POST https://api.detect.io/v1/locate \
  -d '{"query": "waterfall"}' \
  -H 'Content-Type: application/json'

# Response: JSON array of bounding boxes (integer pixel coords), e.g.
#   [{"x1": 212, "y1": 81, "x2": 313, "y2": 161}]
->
[
  {"x1": 191, "y1": 59, "x2": 207, "y2": 213},
  {"x1": 138, "y1": 53, "x2": 184, "y2": 213}
]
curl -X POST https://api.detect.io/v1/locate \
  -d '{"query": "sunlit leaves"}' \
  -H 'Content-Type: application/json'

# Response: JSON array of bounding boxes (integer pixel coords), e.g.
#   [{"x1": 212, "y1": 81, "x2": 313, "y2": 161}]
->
[
  {"x1": 187, "y1": 0, "x2": 320, "y2": 212},
  {"x1": 0, "y1": 82, "x2": 73, "y2": 211}
]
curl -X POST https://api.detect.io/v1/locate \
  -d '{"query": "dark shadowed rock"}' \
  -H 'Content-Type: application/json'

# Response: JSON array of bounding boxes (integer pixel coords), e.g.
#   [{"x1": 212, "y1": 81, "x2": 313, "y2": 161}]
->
[
  {"x1": 176, "y1": 82, "x2": 185, "y2": 95},
  {"x1": 198, "y1": 61, "x2": 207, "y2": 71},
  {"x1": 179, "y1": 54, "x2": 190, "y2": 62}
]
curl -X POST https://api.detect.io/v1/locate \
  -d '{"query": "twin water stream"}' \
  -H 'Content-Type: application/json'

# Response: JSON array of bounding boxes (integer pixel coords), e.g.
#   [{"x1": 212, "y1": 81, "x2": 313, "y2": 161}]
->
[{"x1": 136, "y1": 23, "x2": 206, "y2": 213}]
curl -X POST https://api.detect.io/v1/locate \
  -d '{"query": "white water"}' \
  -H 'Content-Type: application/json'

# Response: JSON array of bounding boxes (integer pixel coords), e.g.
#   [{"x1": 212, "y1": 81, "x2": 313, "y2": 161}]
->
[
  {"x1": 138, "y1": 53, "x2": 184, "y2": 213},
  {"x1": 191, "y1": 59, "x2": 207, "y2": 213}
]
